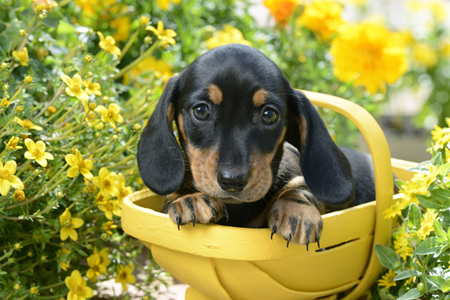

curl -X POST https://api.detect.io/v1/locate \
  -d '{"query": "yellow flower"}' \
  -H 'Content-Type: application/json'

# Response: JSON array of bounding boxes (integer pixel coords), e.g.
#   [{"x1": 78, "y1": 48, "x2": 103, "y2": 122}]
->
[
  {"x1": 431, "y1": 119, "x2": 450, "y2": 149},
  {"x1": 97, "y1": 31, "x2": 121, "y2": 56},
  {"x1": 110, "y1": 16, "x2": 131, "y2": 42},
  {"x1": 14, "y1": 117, "x2": 43, "y2": 130},
  {"x1": 378, "y1": 269, "x2": 397, "y2": 289},
  {"x1": 394, "y1": 230, "x2": 414, "y2": 260},
  {"x1": 0, "y1": 161, "x2": 24, "y2": 196},
  {"x1": 383, "y1": 196, "x2": 409, "y2": 220},
  {"x1": 65, "y1": 270, "x2": 94, "y2": 300},
  {"x1": 115, "y1": 264, "x2": 136, "y2": 292},
  {"x1": 103, "y1": 221, "x2": 117, "y2": 235},
  {"x1": 117, "y1": 173, "x2": 132, "y2": 206},
  {"x1": 92, "y1": 167, "x2": 119, "y2": 198},
  {"x1": 84, "y1": 107, "x2": 104, "y2": 130},
  {"x1": 412, "y1": 42, "x2": 437, "y2": 68},
  {"x1": 206, "y1": 24, "x2": 252, "y2": 50},
  {"x1": 57, "y1": 247, "x2": 71, "y2": 271},
  {"x1": 1, "y1": 97, "x2": 11, "y2": 107},
  {"x1": 98, "y1": 248, "x2": 111, "y2": 268},
  {"x1": 12, "y1": 47, "x2": 29, "y2": 66},
  {"x1": 330, "y1": 21, "x2": 408, "y2": 94},
  {"x1": 83, "y1": 80, "x2": 102, "y2": 96},
  {"x1": 125, "y1": 56, "x2": 174, "y2": 85},
  {"x1": 98, "y1": 199, "x2": 121, "y2": 220},
  {"x1": 94, "y1": 103, "x2": 124, "y2": 128},
  {"x1": 298, "y1": 0, "x2": 346, "y2": 41},
  {"x1": 146, "y1": 20, "x2": 177, "y2": 47},
  {"x1": 417, "y1": 210, "x2": 438, "y2": 239},
  {"x1": 59, "y1": 208, "x2": 84, "y2": 241},
  {"x1": 86, "y1": 248, "x2": 107, "y2": 283},
  {"x1": 264, "y1": 0, "x2": 300, "y2": 23},
  {"x1": 65, "y1": 148, "x2": 94, "y2": 179},
  {"x1": 6, "y1": 136, "x2": 23, "y2": 150},
  {"x1": 60, "y1": 74, "x2": 89, "y2": 107},
  {"x1": 156, "y1": 0, "x2": 181, "y2": 10},
  {"x1": 24, "y1": 138, "x2": 54, "y2": 167}
]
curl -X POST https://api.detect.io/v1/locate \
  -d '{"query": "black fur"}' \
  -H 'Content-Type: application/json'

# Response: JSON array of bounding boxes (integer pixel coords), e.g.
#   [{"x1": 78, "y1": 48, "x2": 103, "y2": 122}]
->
[{"x1": 137, "y1": 44, "x2": 377, "y2": 228}]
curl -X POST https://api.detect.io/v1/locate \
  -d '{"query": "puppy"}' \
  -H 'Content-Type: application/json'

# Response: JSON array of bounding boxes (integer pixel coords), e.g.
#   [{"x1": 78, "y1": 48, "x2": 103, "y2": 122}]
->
[{"x1": 137, "y1": 44, "x2": 376, "y2": 248}]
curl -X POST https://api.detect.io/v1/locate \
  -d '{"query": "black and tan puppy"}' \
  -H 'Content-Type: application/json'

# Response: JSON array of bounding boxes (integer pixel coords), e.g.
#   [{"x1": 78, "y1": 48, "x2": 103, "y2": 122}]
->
[{"x1": 137, "y1": 44, "x2": 376, "y2": 248}]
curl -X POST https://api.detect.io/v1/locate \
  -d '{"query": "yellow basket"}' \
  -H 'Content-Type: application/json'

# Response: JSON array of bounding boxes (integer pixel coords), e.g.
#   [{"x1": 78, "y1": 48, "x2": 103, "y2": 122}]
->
[{"x1": 122, "y1": 91, "x2": 417, "y2": 300}]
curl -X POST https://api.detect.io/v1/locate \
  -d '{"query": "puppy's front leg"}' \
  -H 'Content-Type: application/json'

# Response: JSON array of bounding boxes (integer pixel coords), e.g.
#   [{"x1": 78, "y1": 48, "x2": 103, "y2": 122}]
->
[
  {"x1": 167, "y1": 193, "x2": 228, "y2": 229},
  {"x1": 267, "y1": 176, "x2": 324, "y2": 249}
]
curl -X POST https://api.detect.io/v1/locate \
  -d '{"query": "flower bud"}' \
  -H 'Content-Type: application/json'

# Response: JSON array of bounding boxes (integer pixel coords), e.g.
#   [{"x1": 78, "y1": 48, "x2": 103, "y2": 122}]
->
[
  {"x1": 28, "y1": 251, "x2": 33, "y2": 257},
  {"x1": 146, "y1": 89, "x2": 152, "y2": 96},
  {"x1": 38, "y1": 13, "x2": 45, "y2": 19},
  {"x1": 9, "y1": 258, "x2": 15, "y2": 263},
  {"x1": 35, "y1": 4, "x2": 45, "y2": 12},
  {"x1": 19, "y1": 29, "x2": 26, "y2": 36},
  {"x1": 14, "y1": 283, "x2": 21, "y2": 290},
  {"x1": 14, "y1": 243, "x2": 21, "y2": 250},
  {"x1": 139, "y1": 15, "x2": 150, "y2": 26},
  {"x1": 24, "y1": 76, "x2": 33, "y2": 84},
  {"x1": 87, "y1": 72, "x2": 93, "y2": 77},
  {"x1": 88, "y1": 28, "x2": 94, "y2": 35},
  {"x1": 86, "y1": 244, "x2": 93, "y2": 250},
  {"x1": 33, "y1": 169, "x2": 40, "y2": 175},
  {"x1": 95, "y1": 132, "x2": 100, "y2": 138},
  {"x1": 85, "y1": 55, "x2": 93, "y2": 63},
  {"x1": 30, "y1": 286, "x2": 39, "y2": 294},
  {"x1": 1, "y1": 62, "x2": 8, "y2": 70},
  {"x1": 417, "y1": 282, "x2": 425, "y2": 292},
  {"x1": 112, "y1": 135, "x2": 119, "y2": 141},
  {"x1": 14, "y1": 190, "x2": 26, "y2": 202},
  {"x1": 101, "y1": 233, "x2": 108, "y2": 240},
  {"x1": 133, "y1": 124, "x2": 141, "y2": 131},
  {"x1": 57, "y1": 192, "x2": 64, "y2": 199},
  {"x1": 114, "y1": 128, "x2": 122, "y2": 133},
  {"x1": 89, "y1": 103, "x2": 96, "y2": 110},
  {"x1": 16, "y1": 106, "x2": 23, "y2": 113},
  {"x1": 3, "y1": 83, "x2": 9, "y2": 91},
  {"x1": 41, "y1": 255, "x2": 47, "y2": 261},
  {"x1": 144, "y1": 36, "x2": 152, "y2": 44},
  {"x1": 48, "y1": 106, "x2": 56, "y2": 114},
  {"x1": 103, "y1": 96, "x2": 110, "y2": 103}
]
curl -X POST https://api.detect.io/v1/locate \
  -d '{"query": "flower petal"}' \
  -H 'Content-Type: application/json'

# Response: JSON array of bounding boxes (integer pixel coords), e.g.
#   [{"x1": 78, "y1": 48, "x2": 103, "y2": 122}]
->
[
  {"x1": 60, "y1": 74, "x2": 73, "y2": 87},
  {"x1": 0, "y1": 179, "x2": 11, "y2": 196},
  {"x1": 60, "y1": 228, "x2": 69, "y2": 241},
  {"x1": 80, "y1": 169, "x2": 94, "y2": 180},
  {"x1": 67, "y1": 166, "x2": 80, "y2": 178},
  {"x1": 36, "y1": 141, "x2": 46, "y2": 152},
  {"x1": 35, "y1": 158, "x2": 48, "y2": 167},
  {"x1": 72, "y1": 217, "x2": 84, "y2": 229},
  {"x1": 8, "y1": 175, "x2": 24, "y2": 190},
  {"x1": 25, "y1": 138, "x2": 35, "y2": 151},
  {"x1": 65, "y1": 154, "x2": 78, "y2": 166},
  {"x1": 4, "y1": 161, "x2": 17, "y2": 175}
]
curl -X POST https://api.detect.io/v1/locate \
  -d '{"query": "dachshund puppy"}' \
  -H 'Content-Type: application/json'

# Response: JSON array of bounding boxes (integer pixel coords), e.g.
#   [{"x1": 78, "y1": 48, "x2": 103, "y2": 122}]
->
[{"x1": 137, "y1": 44, "x2": 376, "y2": 248}]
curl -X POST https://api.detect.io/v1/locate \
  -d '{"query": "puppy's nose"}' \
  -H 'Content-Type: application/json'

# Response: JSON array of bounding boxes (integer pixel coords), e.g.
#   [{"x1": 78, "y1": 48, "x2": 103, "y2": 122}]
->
[{"x1": 217, "y1": 170, "x2": 249, "y2": 192}]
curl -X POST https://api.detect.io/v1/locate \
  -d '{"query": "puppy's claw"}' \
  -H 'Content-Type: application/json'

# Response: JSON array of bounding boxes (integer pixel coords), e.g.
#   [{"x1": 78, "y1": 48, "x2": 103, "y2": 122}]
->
[
  {"x1": 211, "y1": 207, "x2": 217, "y2": 223},
  {"x1": 271, "y1": 226, "x2": 276, "y2": 240},
  {"x1": 223, "y1": 208, "x2": 229, "y2": 222},
  {"x1": 286, "y1": 234, "x2": 292, "y2": 248},
  {"x1": 191, "y1": 213, "x2": 196, "y2": 227},
  {"x1": 176, "y1": 216, "x2": 180, "y2": 231},
  {"x1": 317, "y1": 240, "x2": 320, "y2": 249},
  {"x1": 306, "y1": 243, "x2": 309, "y2": 251}
]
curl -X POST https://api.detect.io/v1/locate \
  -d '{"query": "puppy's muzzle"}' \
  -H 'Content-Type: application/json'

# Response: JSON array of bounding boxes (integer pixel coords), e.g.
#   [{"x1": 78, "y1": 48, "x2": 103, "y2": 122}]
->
[{"x1": 217, "y1": 169, "x2": 250, "y2": 192}]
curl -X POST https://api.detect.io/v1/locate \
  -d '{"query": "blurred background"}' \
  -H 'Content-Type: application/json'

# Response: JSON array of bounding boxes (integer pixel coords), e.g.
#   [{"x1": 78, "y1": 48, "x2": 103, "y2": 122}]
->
[{"x1": 68, "y1": 0, "x2": 450, "y2": 163}]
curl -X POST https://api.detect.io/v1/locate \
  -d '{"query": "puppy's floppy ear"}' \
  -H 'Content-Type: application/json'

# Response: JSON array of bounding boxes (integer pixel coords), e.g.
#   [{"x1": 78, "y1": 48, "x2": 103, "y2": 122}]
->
[
  {"x1": 286, "y1": 89, "x2": 354, "y2": 206},
  {"x1": 137, "y1": 76, "x2": 185, "y2": 195}
]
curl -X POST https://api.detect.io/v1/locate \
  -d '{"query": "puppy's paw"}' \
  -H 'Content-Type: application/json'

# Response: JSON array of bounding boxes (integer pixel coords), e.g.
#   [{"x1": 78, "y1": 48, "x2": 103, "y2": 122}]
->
[
  {"x1": 268, "y1": 198, "x2": 323, "y2": 249},
  {"x1": 168, "y1": 193, "x2": 228, "y2": 229}
]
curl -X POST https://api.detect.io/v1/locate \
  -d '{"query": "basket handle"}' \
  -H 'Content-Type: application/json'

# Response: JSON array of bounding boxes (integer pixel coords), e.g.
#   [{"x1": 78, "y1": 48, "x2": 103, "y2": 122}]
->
[{"x1": 302, "y1": 90, "x2": 394, "y2": 299}]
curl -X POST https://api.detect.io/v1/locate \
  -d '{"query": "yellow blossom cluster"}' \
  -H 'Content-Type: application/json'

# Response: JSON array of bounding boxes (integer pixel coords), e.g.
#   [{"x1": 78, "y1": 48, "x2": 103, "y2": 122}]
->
[
  {"x1": 264, "y1": 0, "x2": 301, "y2": 23},
  {"x1": 206, "y1": 24, "x2": 252, "y2": 50}
]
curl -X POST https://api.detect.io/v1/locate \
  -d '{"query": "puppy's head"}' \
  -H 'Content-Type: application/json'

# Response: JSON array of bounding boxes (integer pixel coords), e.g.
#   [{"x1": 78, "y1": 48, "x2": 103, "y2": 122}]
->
[{"x1": 138, "y1": 44, "x2": 354, "y2": 206}]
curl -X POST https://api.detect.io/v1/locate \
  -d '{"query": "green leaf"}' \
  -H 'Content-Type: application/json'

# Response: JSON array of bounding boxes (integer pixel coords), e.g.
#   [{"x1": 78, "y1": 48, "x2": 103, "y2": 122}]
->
[
  {"x1": 417, "y1": 194, "x2": 445, "y2": 210},
  {"x1": 442, "y1": 279, "x2": 450, "y2": 292},
  {"x1": 407, "y1": 161, "x2": 432, "y2": 174},
  {"x1": 428, "y1": 275, "x2": 446, "y2": 289},
  {"x1": 434, "y1": 152, "x2": 443, "y2": 166},
  {"x1": 407, "y1": 203, "x2": 421, "y2": 230},
  {"x1": 413, "y1": 237, "x2": 444, "y2": 255},
  {"x1": 375, "y1": 244, "x2": 400, "y2": 270},
  {"x1": 394, "y1": 269, "x2": 421, "y2": 281},
  {"x1": 434, "y1": 220, "x2": 449, "y2": 243},
  {"x1": 56, "y1": 20, "x2": 76, "y2": 35},
  {"x1": 438, "y1": 162, "x2": 450, "y2": 177},
  {"x1": 74, "y1": 247, "x2": 88, "y2": 257},
  {"x1": 395, "y1": 179, "x2": 406, "y2": 189},
  {"x1": 397, "y1": 288, "x2": 424, "y2": 300},
  {"x1": 430, "y1": 189, "x2": 450, "y2": 209}
]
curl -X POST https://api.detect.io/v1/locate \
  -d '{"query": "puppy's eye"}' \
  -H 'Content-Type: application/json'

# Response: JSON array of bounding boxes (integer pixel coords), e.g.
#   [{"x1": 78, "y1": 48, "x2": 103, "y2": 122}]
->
[
  {"x1": 192, "y1": 104, "x2": 211, "y2": 121},
  {"x1": 261, "y1": 108, "x2": 278, "y2": 125}
]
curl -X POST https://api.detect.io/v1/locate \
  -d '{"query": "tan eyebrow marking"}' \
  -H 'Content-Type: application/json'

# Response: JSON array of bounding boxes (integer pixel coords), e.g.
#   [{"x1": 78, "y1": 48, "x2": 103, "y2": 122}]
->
[
  {"x1": 253, "y1": 89, "x2": 268, "y2": 107},
  {"x1": 207, "y1": 84, "x2": 223, "y2": 105}
]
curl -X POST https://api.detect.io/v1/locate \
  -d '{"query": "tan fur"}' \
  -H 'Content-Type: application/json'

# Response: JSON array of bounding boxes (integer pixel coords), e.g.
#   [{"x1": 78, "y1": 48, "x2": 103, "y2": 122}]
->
[
  {"x1": 177, "y1": 114, "x2": 188, "y2": 141},
  {"x1": 299, "y1": 117, "x2": 307, "y2": 151},
  {"x1": 253, "y1": 89, "x2": 268, "y2": 107},
  {"x1": 167, "y1": 102, "x2": 174, "y2": 125},
  {"x1": 208, "y1": 84, "x2": 223, "y2": 105}
]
